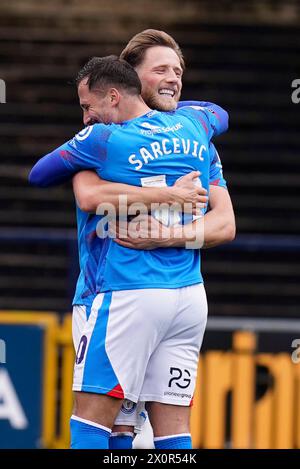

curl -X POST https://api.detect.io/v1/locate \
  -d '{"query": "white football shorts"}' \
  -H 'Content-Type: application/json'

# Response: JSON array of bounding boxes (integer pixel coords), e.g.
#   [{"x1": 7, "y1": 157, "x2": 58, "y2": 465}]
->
[
  {"x1": 72, "y1": 284, "x2": 207, "y2": 406},
  {"x1": 72, "y1": 304, "x2": 147, "y2": 429}
]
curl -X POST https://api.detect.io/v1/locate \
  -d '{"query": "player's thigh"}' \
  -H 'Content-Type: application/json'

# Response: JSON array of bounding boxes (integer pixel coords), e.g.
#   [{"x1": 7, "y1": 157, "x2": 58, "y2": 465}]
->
[
  {"x1": 104, "y1": 289, "x2": 177, "y2": 401},
  {"x1": 73, "y1": 289, "x2": 176, "y2": 402},
  {"x1": 146, "y1": 402, "x2": 190, "y2": 437},
  {"x1": 139, "y1": 283, "x2": 208, "y2": 406},
  {"x1": 73, "y1": 390, "x2": 123, "y2": 429}
]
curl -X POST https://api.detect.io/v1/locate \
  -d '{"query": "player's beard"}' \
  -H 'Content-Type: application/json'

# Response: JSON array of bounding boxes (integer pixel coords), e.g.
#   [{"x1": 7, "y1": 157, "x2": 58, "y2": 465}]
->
[{"x1": 143, "y1": 89, "x2": 179, "y2": 111}]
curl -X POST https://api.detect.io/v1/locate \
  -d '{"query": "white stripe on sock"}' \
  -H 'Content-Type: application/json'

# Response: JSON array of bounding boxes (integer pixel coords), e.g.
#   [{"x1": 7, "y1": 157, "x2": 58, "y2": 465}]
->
[
  {"x1": 71, "y1": 414, "x2": 111, "y2": 433},
  {"x1": 111, "y1": 432, "x2": 134, "y2": 438},
  {"x1": 154, "y1": 433, "x2": 191, "y2": 442}
]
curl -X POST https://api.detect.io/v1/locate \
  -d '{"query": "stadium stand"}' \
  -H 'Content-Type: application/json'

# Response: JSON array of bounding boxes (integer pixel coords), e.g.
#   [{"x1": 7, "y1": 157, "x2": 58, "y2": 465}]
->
[{"x1": 0, "y1": 0, "x2": 300, "y2": 315}]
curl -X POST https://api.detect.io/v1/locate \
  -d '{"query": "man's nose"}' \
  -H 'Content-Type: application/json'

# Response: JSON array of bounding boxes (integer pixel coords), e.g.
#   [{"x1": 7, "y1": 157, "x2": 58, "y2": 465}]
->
[
  {"x1": 165, "y1": 70, "x2": 179, "y2": 83},
  {"x1": 83, "y1": 112, "x2": 90, "y2": 126}
]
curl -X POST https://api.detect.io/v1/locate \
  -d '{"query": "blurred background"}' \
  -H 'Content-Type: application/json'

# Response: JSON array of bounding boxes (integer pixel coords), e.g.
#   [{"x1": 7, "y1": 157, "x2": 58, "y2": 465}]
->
[{"x1": 0, "y1": 0, "x2": 299, "y2": 449}]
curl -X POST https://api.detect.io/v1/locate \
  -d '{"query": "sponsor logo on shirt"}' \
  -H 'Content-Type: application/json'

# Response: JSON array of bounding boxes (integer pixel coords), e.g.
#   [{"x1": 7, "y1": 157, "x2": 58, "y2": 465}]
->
[{"x1": 140, "y1": 122, "x2": 183, "y2": 136}]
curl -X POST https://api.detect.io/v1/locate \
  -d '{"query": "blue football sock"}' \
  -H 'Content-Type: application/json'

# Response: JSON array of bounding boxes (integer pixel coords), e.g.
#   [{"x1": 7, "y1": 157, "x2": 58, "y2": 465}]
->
[
  {"x1": 109, "y1": 432, "x2": 134, "y2": 449},
  {"x1": 154, "y1": 433, "x2": 192, "y2": 449},
  {"x1": 70, "y1": 415, "x2": 111, "y2": 449}
]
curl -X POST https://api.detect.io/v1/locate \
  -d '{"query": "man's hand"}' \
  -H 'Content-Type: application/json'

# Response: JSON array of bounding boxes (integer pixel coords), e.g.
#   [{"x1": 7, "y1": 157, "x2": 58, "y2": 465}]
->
[
  {"x1": 170, "y1": 171, "x2": 208, "y2": 214},
  {"x1": 110, "y1": 215, "x2": 172, "y2": 250},
  {"x1": 109, "y1": 214, "x2": 204, "y2": 250}
]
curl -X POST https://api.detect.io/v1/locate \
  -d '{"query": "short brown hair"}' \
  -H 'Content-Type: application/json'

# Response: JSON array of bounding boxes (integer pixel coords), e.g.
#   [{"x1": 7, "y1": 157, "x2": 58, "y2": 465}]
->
[
  {"x1": 76, "y1": 55, "x2": 141, "y2": 95},
  {"x1": 120, "y1": 29, "x2": 185, "y2": 71}
]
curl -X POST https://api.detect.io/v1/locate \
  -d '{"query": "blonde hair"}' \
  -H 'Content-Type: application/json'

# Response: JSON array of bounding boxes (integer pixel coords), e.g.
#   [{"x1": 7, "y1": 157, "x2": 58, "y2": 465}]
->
[{"x1": 120, "y1": 29, "x2": 185, "y2": 71}]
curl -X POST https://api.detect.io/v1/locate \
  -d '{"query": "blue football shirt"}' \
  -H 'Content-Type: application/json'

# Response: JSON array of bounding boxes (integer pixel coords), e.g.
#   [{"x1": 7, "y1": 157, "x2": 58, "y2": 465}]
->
[{"x1": 29, "y1": 102, "x2": 228, "y2": 303}]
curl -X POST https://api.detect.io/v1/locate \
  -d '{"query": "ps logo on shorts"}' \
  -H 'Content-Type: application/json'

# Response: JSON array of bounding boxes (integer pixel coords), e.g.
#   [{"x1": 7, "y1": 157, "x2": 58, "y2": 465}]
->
[{"x1": 168, "y1": 367, "x2": 191, "y2": 389}]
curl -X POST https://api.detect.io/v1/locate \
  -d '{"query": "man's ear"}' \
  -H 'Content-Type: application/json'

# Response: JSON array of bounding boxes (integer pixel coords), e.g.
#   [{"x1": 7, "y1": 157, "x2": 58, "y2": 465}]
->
[{"x1": 109, "y1": 88, "x2": 120, "y2": 106}]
